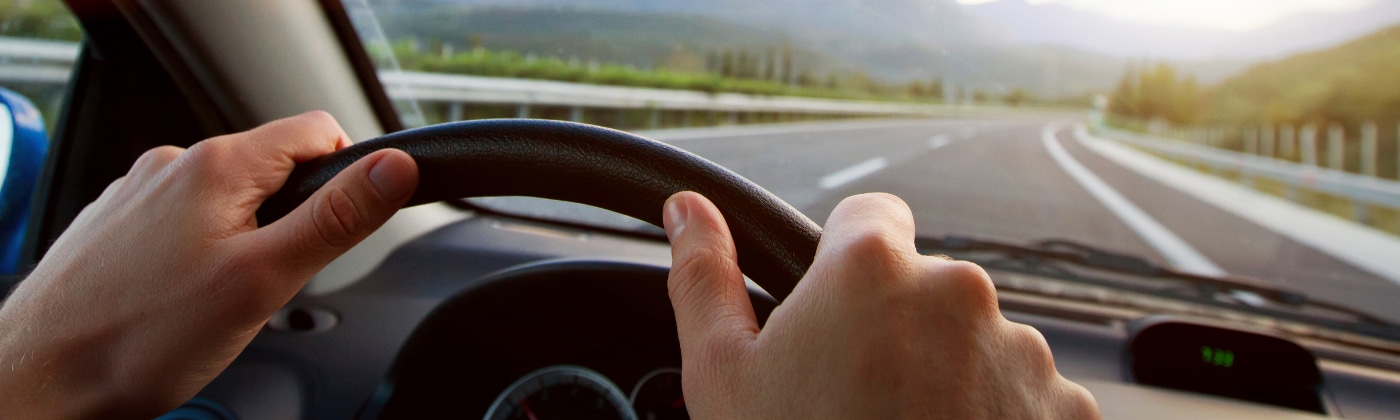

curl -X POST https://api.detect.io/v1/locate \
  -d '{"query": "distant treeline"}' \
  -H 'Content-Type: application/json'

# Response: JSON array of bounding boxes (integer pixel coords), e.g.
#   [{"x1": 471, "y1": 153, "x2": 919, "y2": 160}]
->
[
  {"x1": 0, "y1": 0, "x2": 1045, "y2": 108},
  {"x1": 388, "y1": 39, "x2": 1043, "y2": 106},
  {"x1": 1112, "y1": 24, "x2": 1400, "y2": 130},
  {"x1": 1108, "y1": 24, "x2": 1400, "y2": 179},
  {"x1": 0, "y1": 0, "x2": 80, "y2": 41},
  {"x1": 1109, "y1": 63, "x2": 1199, "y2": 125}
]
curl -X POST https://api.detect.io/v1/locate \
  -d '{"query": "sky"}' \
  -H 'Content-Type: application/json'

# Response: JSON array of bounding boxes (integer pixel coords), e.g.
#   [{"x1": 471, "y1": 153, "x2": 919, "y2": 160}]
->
[{"x1": 955, "y1": 0, "x2": 1376, "y2": 32}]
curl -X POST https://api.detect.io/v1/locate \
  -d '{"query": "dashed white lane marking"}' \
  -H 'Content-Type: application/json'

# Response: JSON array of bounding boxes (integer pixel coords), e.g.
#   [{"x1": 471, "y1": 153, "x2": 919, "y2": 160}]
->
[
  {"x1": 819, "y1": 157, "x2": 889, "y2": 190},
  {"x1": 1041, "y1": 123, "x2": 1227, "y2": 276},
  {"x1": 928, "y1": 135, "x2": 952, "y2": 149}
]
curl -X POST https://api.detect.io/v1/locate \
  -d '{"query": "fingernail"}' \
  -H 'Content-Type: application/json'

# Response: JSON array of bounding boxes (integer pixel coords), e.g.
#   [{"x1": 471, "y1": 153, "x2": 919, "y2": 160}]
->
[
  {"x1": 664, "y1": 197, "x2": 689, "y2": 241},
  {"x1": 369, "y1": 151, "x2": 415, "y2": 202}
]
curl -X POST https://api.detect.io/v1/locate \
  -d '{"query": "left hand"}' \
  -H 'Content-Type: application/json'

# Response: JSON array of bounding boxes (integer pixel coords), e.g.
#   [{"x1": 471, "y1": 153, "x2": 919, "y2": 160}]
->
[{"x1": 0, "y1": 111, "x2": 418, "y2": 418}]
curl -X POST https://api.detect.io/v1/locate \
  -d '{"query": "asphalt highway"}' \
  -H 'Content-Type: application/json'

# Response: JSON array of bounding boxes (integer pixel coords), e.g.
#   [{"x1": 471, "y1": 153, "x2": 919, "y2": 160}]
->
[{"x1": 655, "y1": 117, "x2": 1400, "y2": 324}]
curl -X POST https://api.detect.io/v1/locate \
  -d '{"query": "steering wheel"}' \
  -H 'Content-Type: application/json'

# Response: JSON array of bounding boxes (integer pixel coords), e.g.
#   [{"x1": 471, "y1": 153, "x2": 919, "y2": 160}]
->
[{"x1": 256, "y1": 119, "x2": 821, "y2": 302}]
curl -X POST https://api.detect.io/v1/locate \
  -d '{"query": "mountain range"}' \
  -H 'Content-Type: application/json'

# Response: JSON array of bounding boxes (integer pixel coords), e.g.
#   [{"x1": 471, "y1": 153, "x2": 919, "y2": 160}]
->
[
  {"x1": 364, "y1": 0, "x2": 1400, "y2": 98},
  {"x1": 963, "y1": 0, "x2": 1400, "y2": 60}
]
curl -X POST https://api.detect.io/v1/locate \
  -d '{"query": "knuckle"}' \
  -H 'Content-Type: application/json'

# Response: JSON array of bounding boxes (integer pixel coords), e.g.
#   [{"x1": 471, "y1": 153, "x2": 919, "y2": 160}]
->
[
  {"x1": 1009, "y1": 322, "x2": 1059, "y2": 377},
  {"x1": 298, "y1": 110, "x2": 338, "y2": 126},
  {"x1": 840, "y1": 228, "x2": 909, "y2": 270},
  {"x1": 939, "y1": 260, "x2": 998, "y2": 303},
  {"x1": 842, "y1": 192, "x2": 908, "y2": 213},
  {"x1": 132, "y1": 146, "x2": 184, "y2": 172},
  {"x1": 180, "y1": 139, "x2": 233, "y2": 174},
  {"x1": 834, "y1": 193, "x2": 913, "y2": 226},
  {"x1": 1056, "y1": 380, "x2": 1101, "y2": 420},
  {"x1": 290, "y1": 110, "x2": 342, "y2": 136},
  {"x1": 309, "y1": 186, "x2": 363, "y2": 249}
]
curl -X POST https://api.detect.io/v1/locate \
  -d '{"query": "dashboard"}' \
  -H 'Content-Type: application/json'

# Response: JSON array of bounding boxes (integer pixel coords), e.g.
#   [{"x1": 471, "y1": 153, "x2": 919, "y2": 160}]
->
[
  {"x1": 359, "y1": 258, "x2": 770, "y2": 418},
  {"x1": 194, "y1": 214, "x2": 1400, "y2": 419}
]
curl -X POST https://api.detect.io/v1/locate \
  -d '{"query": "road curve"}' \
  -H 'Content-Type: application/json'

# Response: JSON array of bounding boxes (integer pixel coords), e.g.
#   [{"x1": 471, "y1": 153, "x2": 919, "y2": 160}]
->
[{"x1": 649, "y1": 117, "x2": 1400, "y2": 323}]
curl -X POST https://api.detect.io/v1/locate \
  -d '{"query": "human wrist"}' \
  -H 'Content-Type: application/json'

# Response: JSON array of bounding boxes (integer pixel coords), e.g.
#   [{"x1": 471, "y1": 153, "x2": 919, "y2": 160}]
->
[{"x1": 0, "y1": 295, "x2": 141, "y2": 418}]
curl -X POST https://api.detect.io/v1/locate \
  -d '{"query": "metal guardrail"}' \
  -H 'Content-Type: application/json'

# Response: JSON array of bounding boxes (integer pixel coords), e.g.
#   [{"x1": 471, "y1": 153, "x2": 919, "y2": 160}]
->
[
  {"x1": 376, "y1": 70, "x2": 1048, "y2": 118},
  {"x1": 1092, "y1": 125, "x2": 1400, "y2": 221},
  {"x1": 0, "y1": 37, "x2": 79, "y2": 85},
  {"x1": 0, "y1": 37, "x2": 79, "y2": 63},
  {"x1": 0, "y1": 64, "x2": 70, "y2": 84},
  {"x1": 0, "y1": 36, "x2": 1062, "y2": 121}
]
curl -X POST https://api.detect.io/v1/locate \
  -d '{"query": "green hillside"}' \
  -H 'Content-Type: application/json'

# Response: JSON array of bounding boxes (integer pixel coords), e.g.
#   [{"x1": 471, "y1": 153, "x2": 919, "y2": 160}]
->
[
  {"x1": 1205, "y1": 24, "x2": 1400, "y2": 126},
  {"x1": 366, "y1": 5, "x2": 845, "y2": 76},
  {"x1": 362, "y1": 5, "x2": 1126, "y2": 102},
  {"x1": 1108, "y1": 24, "x2": 1400, "y2": 181},
  {"x1": 0, "y1": 0, "x2": 80, "y2": 41},
  {"x1": 366, "y1": 6, "x2": 979, "y2": 103}
]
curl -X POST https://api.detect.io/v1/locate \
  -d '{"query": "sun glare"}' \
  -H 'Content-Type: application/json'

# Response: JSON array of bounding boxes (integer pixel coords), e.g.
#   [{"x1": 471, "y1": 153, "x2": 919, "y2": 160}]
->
[{"x1": 957, "y1": 0, "x2": 1376, "y2": 32}]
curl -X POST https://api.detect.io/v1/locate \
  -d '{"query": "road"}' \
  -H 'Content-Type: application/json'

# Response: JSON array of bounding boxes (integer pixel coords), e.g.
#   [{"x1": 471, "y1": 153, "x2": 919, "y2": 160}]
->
[{"x1": 650, "y1": 117, "x2": 1400, "y2": 324}]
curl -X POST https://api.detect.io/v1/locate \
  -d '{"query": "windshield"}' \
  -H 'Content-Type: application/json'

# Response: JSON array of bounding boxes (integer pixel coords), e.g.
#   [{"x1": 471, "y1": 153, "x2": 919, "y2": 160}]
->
[{"x1": 343, "y1": 0, "x2": 1400, "y2": 332}]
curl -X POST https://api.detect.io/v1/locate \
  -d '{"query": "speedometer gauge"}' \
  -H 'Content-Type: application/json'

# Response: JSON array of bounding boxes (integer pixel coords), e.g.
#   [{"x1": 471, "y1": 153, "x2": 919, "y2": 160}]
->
[
  {"x1": 629, "y1": 368, "x2": 688, "y2": 420},
  {"x1": 484, "y1": 365, "x2": 638, "y2": 420}
]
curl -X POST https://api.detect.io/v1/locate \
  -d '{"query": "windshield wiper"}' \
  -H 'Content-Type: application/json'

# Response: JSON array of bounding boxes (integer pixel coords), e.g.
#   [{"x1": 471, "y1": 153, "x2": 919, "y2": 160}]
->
[{"x1": 915, "y1": 235, "x2": 1398, "y2": 331}]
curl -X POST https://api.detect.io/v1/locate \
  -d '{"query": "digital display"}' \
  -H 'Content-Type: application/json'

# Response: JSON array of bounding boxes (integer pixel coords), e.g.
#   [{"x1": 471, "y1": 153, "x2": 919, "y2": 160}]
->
[
  {"x1": 1200, "y1": 346, "x2": 1234, "y2": 368},
  {"x1": 1127, "y1": 319, "x2": 1324, "y2": 414}
]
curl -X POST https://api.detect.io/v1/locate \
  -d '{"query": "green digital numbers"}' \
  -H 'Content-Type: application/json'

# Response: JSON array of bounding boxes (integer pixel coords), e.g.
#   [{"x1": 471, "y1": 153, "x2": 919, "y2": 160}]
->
[{"x1": 1201, "y1": 346, "x2": 1234, "y2": 368}]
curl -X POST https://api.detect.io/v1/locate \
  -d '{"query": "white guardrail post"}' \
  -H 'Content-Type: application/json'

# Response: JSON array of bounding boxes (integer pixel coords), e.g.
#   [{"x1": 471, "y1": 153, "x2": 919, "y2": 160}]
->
[
  {"x1": 1327, "y1": 123, "x2": 1345, "y2": 170},
  {"x1": 1262, "y1": 124, "x2": 1276, "y2": 158},
  {"x1": 1300, "y1": 124, "x2": 1318, "y2": 167},
  {"x1": 447, "y1": 102, "x2": 464, "y2": 122},
  {"x1": 1244, "y1": 126, "x2": 1259, "y2": 155},
  {"x1": 1362, "y1": 121, "x2": 1378, "y2": 177},
  {"x1": 1281, "y1": 124, "x2": 1297, "y2": 160}
]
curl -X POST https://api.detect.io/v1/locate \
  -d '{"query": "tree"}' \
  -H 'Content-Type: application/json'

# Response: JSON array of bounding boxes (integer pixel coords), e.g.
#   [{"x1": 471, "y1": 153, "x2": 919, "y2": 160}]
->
[
  {"x1": 736, "y1": 51, "x2": 751, "y2": 79},
  {"x1": 0, "y1": 0, "x2": 81, "y2": 41},
  {"x1": 781, "y1": 43, "x2": 795, "y2": 85},
  {"x1": 907, "y1": 81, "x2": 926, "y2": 97},
  {"x1": 1004, "y1": 89, "x2": 1029, "y2": 106},
  {"x1": 763, "y1": 47, "x2": 777, "y2": 81},
  {"x1": 1109, "y1": 62, "x2": 1199, "y2": 124},
  {"x1": 720, "y1": 49, "x2": 736, "y2": 77},
  {"x1": 1109, "y1": 65, "x2": 1139, "y2": 116}
]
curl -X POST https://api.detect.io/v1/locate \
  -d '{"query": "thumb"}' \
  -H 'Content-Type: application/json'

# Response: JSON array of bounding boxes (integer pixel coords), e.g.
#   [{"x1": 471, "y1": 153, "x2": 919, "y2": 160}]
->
[
  {"x1": 244, "y1": 148, "x2": 418, "y2": 278},
  {"x1": 664, "y1": 192, "x2": 759, "y2": 360}
]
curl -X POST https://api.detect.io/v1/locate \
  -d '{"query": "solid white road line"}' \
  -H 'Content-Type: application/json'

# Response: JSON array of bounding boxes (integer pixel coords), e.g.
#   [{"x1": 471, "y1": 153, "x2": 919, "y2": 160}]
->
[
  {"x1": 928, "y1": 134, "x2": 952, "y2": 149},
  {"x1": 1041, "y1": 123, "x2": 1227, "y2": 276},
  {"x1": 819, "y1": 157, "x2": 889, "y2": 190},
  {"x1": 1075, "y1": 124, "x2": 1400, "y2": 286}
]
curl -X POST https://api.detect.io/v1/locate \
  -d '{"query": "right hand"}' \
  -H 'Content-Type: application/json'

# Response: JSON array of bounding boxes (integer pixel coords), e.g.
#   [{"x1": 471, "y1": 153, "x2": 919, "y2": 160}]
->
[{"x1": 661, "y1": 192, "x2": 1099, "y2": 419}]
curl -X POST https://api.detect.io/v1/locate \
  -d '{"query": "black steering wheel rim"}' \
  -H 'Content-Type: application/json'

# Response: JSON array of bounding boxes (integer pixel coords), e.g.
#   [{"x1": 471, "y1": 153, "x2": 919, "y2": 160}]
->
[{"x1": 256, "y1": 119, "x2": 821, "y2": 301}]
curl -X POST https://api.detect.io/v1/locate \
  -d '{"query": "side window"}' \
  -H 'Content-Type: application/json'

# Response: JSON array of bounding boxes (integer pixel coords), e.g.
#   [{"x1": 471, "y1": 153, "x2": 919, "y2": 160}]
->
[
  {"x1": 1, "y1": 0, "x2": 82, "y2": 130},
  {"x1": 0, "y1": 0, "x2": 81, "y2": 273}
]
